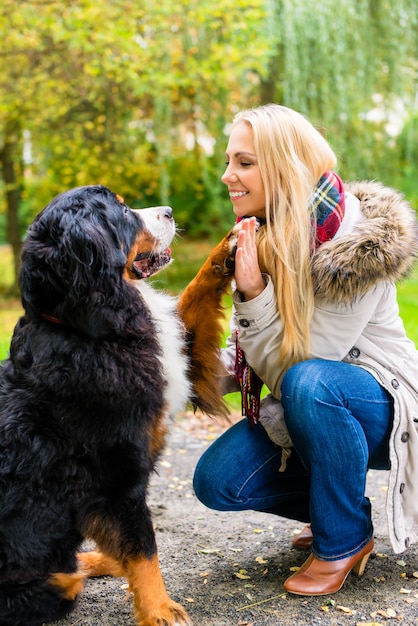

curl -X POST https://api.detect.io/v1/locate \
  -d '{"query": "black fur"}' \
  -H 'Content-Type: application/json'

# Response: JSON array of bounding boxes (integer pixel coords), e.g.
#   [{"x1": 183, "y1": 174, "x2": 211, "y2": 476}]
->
[{"x1": 0, "y1": 186, "x2": 169, "y2": 625}]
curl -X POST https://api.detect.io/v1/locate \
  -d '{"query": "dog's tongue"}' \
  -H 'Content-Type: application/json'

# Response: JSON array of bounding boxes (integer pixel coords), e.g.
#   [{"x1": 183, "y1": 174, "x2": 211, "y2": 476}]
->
[{"x1": 132, "y1": 248, "x2": 172, "y2": 279}]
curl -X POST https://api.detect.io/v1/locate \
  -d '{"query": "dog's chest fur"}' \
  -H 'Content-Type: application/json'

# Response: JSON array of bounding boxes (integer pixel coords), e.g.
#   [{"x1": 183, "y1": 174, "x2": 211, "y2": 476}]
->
[{"x1": 135, "y1": 281, "x2": 191, "y2": 417}]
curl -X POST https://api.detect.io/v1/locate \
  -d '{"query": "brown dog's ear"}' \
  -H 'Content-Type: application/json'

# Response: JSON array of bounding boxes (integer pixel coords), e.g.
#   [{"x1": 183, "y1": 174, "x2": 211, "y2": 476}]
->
[{"x1": 177, "y1": 227, "x2": 238, "y2": 418}]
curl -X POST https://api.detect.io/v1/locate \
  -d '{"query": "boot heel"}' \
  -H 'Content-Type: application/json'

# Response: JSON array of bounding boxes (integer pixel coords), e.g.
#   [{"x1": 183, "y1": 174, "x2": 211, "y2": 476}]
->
[{"x1": 352, "y1": 552, "x2": 371, "y2": 576}]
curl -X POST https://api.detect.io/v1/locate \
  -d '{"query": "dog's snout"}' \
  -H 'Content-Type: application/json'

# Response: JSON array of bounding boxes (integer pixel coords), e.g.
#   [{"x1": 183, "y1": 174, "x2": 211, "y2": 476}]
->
[
  {"x1": 164, "y1": 206, "x2": 173, "y2": 220},
  {"x1": 136, "y1": 205, "x2": 176, "y2": 248},
  {"x1": 157, "y1": 206, "x2": 173, "y2": 221}
]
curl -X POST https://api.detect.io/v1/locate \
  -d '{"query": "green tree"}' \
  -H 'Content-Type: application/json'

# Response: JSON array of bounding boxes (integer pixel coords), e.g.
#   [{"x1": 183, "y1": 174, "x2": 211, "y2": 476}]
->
[
  {"x1": 1, "y1": 0, "x2": 417, "y2": 293},
  {"x1": 261, "y1": 0, "x2": 418, "y2": 181}
]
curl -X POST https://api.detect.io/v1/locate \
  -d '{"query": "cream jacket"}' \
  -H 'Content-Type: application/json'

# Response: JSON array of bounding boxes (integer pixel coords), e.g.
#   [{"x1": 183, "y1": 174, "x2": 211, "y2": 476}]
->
[{"x1": 222, "y1": 182, "x2": 418, "y2": 554}]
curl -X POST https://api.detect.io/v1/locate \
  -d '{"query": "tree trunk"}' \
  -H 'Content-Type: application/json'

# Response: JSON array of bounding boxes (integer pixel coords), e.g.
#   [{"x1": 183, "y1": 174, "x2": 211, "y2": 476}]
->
[{"x1": 0, "y1": 117, "x2": 22, "y2": 293}]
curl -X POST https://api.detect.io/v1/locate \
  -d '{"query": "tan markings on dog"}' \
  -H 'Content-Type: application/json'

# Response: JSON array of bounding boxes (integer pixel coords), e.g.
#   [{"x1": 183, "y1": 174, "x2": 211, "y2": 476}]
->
[
  {"x1": 80, "y1": 514, "x2": 124, "y2": 558},
  {"x1": 126, "y1": 554, "x2": 191, "y2": 626},
  {"x1": 77, "y1": 550, "x2": 125, "y2": 578},
  {"x1": 123, "y1": 230, "x2": 158, "y2": 280},
  {"x1": 116, "y1": 194, "x2": 124, "y2": 204},
  {"x1": 177, "y1": 228, "x2": 237, "y2": 418},
  {"x1": 148, "y1": 411, "x2": 168, "y2": 459},
  {"x1": 49, "y1": 571, "x2": 86, "y2": 601}
]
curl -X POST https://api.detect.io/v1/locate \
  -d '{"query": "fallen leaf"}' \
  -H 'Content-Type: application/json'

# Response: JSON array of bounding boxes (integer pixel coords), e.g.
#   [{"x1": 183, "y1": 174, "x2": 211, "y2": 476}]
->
[
  {"x1": 413, "y1": 571, "x2": 418, "y2": 578},
  {"x1": 376, "y1": 608, "x2": 397, "y2": 618},
  {"x1": 396, "y1": 559, "x2": 407, "y2": 566},
  {"x1": 199, "y1": 548, "x2": 220, "y2": 554},
  {"x1": 253, "y1": 528, "x2": 264, "y2": 533},
  {"x1": 399, "y1": 587, "x2": 412, "y2": 593},
  {"x1": 356, "y1": 623, "x2": 385, "y2": 626},
  {"x1": 289, "y1": 566, "x2": 300, "y2": 572},
  {"x1": 185, "y1": 597, "x2": 195, "y2": 603},
  {"x1": 255, "y1": 556, "x2": 268, "y2": 564},
  {"x1": 336, "y1": 605, "x2": 354, "y2": 614},
  {"x1": 321, "y1": 605, "x2": 329, "y2": 612},
  {"x1": 235, "y1": 572, "x2": 251, "y2": 580}
]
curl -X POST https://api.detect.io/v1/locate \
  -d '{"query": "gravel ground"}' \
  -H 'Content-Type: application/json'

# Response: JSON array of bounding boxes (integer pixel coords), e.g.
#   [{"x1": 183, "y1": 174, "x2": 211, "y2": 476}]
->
[{"x1": 51, "y1": 412, "x2": 418, "y2": 626}]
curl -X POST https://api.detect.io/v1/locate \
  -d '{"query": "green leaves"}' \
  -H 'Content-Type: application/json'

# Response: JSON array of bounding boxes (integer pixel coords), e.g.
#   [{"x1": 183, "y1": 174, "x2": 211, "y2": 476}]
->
[{"x1": 0, "y1": 0, "x2": 417, "y2": 268}]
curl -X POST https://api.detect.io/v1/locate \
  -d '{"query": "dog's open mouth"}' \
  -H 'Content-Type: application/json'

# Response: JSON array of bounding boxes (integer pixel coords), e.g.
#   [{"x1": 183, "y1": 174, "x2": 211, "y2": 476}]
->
[{"x1": 132, "y1": 248, "x2": 172, "y2": 279}]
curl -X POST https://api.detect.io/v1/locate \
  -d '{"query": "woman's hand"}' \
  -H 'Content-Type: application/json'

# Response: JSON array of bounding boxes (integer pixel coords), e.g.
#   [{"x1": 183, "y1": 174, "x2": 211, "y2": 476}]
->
[{"x1": 235, "y1": 217, "x2": 265, "y2": 301}]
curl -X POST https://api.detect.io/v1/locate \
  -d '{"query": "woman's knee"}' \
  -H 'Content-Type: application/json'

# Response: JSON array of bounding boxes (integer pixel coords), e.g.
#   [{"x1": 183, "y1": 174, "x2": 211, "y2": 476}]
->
[{"x1": 193, "y1": 451, "x2": 223, "y2": 510}]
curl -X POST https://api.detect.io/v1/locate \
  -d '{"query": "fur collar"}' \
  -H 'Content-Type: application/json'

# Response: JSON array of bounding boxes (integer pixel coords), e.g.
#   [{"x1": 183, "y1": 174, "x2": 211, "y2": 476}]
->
[{"x1": 311, "y1": 181, "x2": 418, "y2": 303}]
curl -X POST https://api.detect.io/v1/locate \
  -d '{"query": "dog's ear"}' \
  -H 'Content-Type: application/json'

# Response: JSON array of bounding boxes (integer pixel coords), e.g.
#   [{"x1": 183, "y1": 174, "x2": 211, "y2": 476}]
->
[{"x1": 19, "y1": 186, "x2": 137, "y2": 328}]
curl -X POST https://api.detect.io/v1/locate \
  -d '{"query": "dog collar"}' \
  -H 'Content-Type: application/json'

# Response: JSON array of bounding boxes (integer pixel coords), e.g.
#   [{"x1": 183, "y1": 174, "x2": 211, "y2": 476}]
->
[{"x1": 40, "y1": 313, "x2": 64, "y2": 325}]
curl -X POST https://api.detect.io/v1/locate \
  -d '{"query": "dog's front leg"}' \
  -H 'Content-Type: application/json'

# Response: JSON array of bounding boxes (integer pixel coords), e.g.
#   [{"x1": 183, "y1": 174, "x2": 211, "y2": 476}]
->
[
  {"x1": 81, "y1": 507, "x2": 191, "y2": 626},
  {"x1": 77, "y1": 549, "x2": 190, "y2": 626},
  {"x1": 124, "y1": 552, "x2": 191, "y2": 626},
  {"x1": 177, "y1": 226, "x2": 238, "y2": 418}
]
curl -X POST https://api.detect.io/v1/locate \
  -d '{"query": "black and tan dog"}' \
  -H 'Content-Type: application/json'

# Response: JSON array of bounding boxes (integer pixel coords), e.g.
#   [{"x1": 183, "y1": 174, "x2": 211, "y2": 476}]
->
[{"x1": 0, "y1": 185, "x2": 237, "y2": 626}]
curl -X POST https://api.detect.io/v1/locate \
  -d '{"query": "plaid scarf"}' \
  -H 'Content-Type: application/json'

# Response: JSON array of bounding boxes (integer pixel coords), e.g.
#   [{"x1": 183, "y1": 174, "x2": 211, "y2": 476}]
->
[
  {"x1": 309, "y1": 170, "x2": 345, "y2": 247},
  {"x1": 235, "y1": 170, "x2": 345, "y2": 426}
]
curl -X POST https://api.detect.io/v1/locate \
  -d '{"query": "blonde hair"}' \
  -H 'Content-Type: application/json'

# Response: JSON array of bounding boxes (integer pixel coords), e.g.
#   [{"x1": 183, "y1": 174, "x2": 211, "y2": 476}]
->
[{"x1": 233, "y1": 104, "x2": 337, "y2": 379}]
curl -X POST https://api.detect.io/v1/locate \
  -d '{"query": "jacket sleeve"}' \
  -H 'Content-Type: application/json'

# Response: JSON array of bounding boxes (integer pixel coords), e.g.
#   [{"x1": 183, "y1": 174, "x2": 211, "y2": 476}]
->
[{"x1": 232, "y1": 276, "x2": 387, "y2": 398}]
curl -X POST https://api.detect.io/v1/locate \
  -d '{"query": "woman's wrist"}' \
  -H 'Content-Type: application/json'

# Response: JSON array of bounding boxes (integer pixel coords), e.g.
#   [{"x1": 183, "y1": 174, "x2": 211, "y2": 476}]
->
[
  {"x1": 240, "y1": 278, "x2": 266, "y2": 301},
  {"x1": 240, "y1": 277, "x2": 267, "y2": 302}
]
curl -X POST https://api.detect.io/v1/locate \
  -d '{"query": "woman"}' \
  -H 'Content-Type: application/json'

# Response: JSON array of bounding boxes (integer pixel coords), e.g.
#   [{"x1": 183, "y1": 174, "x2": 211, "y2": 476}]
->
[{"x1": 193, "y1": 104, "x2": 418, "y2": 596}]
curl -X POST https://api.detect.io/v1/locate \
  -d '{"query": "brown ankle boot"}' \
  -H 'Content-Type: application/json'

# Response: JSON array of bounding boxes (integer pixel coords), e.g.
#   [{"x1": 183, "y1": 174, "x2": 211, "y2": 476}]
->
[
  {"x1": 284, "y1": 538, "x2": 374, "y2": 596},
  {"x1": 291, "y1": 524, "x2": 313, "y2": 549}
]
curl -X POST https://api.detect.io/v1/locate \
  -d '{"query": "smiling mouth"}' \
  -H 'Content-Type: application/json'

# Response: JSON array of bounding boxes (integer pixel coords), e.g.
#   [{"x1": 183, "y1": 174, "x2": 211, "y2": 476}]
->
[
  {"x1": 229, "y1": 191, "x2": 249, "y2": 199},
  {"x1": 132, "y1": 248, "x2": 172, "y2": 279}
]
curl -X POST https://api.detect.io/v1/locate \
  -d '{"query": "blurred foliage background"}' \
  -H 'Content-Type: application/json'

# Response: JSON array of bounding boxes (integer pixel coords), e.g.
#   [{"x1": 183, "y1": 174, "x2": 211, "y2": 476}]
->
[{"x1": 1, "y1": 0, "x2": 418, "y2": 294}]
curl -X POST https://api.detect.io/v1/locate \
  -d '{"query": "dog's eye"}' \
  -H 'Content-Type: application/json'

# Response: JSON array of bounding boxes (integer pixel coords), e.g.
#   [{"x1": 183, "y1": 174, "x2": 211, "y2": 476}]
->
[{"x1": 124, "y1": 206, "x2": 131, "y2": 215}]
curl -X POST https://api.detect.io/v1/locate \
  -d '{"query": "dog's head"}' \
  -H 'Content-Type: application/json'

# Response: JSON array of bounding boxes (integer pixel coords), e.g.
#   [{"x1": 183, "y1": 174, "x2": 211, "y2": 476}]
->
[{"x1": 19, "y1": 185, "x2": 175, "y2": 334}]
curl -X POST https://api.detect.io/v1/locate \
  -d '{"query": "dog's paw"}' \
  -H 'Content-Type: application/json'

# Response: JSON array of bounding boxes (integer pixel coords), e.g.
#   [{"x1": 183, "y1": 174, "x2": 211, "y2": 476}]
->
[
  {"x1": 228, "y1": 217, "x2": 262, "y2": 249},
  {"x1": 209, "y1": 219, "x2": 262, "y2": 277},
  {"x1": 210, "y1": 226, "x2": 239, "y2": 276},
  {"x1": 137, "y1": 599, "x2": 192, "y2": 626}
]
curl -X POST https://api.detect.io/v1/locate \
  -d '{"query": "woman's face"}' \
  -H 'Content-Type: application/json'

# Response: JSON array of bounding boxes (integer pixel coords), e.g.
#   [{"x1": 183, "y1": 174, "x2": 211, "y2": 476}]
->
[{"x1": 221, "y1": 121, "x2": 266, "y2": 219}]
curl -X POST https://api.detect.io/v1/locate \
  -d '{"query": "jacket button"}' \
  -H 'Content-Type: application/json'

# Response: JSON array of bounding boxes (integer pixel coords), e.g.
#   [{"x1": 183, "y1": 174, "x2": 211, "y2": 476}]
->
[
  {"x1": 401, "y1": 432, "x2": 410, "y2": 443},
  {"x1": 349, "y1": 347, "x2": 360, "y2": 358},
  {"x1": 400, "y1": 483, "x2": 405, "y2": 494},
  {"x1": 391, "y1": 378, "x2": 400, "y2": 389},
  {"x1": 239, "y1": 319, "x2": 250, "y2": 328}
]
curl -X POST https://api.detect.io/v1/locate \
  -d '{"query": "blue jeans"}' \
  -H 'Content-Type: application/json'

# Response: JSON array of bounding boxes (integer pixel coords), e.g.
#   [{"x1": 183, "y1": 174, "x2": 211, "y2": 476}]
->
[{"x1": 193, "y1": 360, "x2": 393, "y2": 561}]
